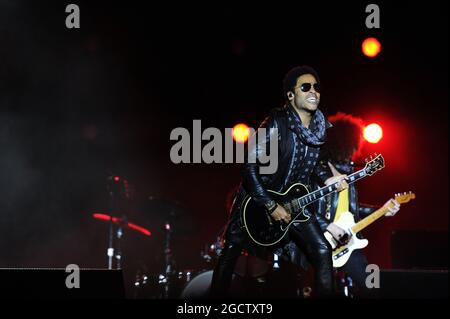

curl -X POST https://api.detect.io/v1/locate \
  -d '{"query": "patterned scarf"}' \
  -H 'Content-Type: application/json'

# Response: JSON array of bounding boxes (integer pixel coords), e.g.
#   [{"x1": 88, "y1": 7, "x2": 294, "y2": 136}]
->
[{"x1": 285, "y1": 104, "x2": 331, "y2": 146}]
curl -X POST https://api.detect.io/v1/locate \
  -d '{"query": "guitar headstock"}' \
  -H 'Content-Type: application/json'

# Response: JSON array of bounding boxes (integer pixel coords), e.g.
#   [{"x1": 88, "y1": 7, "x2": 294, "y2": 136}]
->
[
  {"x1": 364, "y1": 153, "x2": 385, "y2": 176},
  {"x1": 394, "y1": 191, "x2": 416, "y2": 204}
]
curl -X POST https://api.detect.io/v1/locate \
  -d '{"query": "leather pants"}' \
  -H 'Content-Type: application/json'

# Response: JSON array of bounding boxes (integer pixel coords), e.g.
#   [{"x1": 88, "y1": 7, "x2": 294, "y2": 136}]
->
[
  {"x1": 210, "y1": 217, "x2": 334, "y2": 298},
  {"x1": 289, "y1": 219, "x2": 334, "y2": 297},
  {"x1": 210, "y1": 241, "x2": 243, "y2": 298}
]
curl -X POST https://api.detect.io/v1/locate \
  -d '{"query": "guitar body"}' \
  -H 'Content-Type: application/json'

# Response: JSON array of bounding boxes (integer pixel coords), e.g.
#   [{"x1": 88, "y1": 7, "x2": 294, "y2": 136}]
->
[
  {"x1": 241, "y1": 183, "x2": 311, "y2": 246},
  {"x1": 240, "y1": 154, "x2": 386, "y2": 247},
  {"x1": 324, "y1": 211, "x2": 369, "y2": 268}
]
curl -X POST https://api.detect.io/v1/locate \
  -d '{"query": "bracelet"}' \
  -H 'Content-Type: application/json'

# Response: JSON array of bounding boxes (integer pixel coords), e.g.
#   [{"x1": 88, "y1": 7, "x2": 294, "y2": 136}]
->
[{"x1": 264, "y1": 200, "x2": 277, "y2": 214}]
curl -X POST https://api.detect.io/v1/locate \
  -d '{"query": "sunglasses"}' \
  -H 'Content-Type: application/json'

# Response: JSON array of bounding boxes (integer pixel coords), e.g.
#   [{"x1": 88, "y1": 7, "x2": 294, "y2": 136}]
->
[{"x1": 296, "y1": 83, "x2": 321, "y2": 93}]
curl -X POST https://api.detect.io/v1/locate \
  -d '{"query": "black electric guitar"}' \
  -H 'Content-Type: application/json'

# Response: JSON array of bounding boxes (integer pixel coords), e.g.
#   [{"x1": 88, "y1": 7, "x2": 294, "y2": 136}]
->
[{"x1": 240, "y1": 154, "x2": 385, "y2": 246}]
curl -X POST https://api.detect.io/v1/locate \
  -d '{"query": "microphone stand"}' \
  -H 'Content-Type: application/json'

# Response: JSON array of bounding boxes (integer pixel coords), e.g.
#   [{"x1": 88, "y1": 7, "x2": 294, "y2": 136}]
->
[
  {"x1": 106, "y1": 176, "x2": 125, "y2": 270},
  {"x1": 107, "y1": 182, "x2": 116, "y2": 270},
  {"x1": 162, "y1": 220, "x2": 173, "y2": 298}
]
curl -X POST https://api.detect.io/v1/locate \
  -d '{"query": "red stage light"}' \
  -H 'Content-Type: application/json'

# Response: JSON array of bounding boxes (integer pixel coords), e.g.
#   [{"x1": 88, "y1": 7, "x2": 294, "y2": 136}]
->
[
  {"x1": 93, "y1": 213, "x2": 109, "y2": 221},
  {"x1": 232, "y1": 123, "x2": 250, "y2": 143},
  {"x1": 362, "y1": 37, "x2": 381, "y2": 58},
  {"x1": 127, "y1": 223, "x2": 151, "y2": 236},
  {"x1": 364, "y1": 123, "x2": 383, "y2": 143},
  {"x1": 92, "y1": 213, "x2": 151, "y2": 237},
  {"x1": 113, "y1": 176, "x2": 121, "y2": 182}
]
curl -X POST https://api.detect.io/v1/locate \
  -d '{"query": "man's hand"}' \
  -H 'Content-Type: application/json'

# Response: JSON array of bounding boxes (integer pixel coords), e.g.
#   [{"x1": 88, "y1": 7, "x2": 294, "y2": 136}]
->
[
  {"x1": 270, "y1": 205, "x2": 291, "y2": 223},
  {"x1": 384, "y1": 198, "x2": 400, "y2": 216},
  {"x1": 324, "y1": 175, "x2": 349, "y2": 192},
  {"x1": 325, "y1": 162, "x2": 348, "y2": 192},
  {"x1": 326, "y1": 223, "x2": 351, "y2": 243}
]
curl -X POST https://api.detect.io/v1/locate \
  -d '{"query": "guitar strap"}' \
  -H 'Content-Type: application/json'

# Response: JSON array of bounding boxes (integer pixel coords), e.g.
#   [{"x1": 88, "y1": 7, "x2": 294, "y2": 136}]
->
[
  {"x1": 334, "y1": 189, "x2": 349, "y2": 222},
  {"x1": 327, "y1": 161, "x2": 350, "y2": 222}
]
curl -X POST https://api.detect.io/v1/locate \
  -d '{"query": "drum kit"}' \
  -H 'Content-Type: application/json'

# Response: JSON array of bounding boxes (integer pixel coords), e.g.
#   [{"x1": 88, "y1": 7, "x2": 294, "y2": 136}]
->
[
  {"x1": 131, "y1": 238, "x2": 283, "y2": 299},
  {"x1": 93, "y1": 175, "x2": 316, "y2": 299},
  {"x1": 129, "y1": 228, "x2": 319, "y2": 299},
  {"x1": 131, "y1": 225, "x2": 238, "y2": 299}
]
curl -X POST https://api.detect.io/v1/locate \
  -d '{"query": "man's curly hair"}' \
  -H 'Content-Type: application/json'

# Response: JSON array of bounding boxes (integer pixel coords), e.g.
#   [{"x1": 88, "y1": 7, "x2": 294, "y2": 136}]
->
[
  {"x1": 323, "y1": 112, "x2": 365, "y2": 162},
  {"x1": 283, "y1": 65, "x2": 320, "y2": 101}
]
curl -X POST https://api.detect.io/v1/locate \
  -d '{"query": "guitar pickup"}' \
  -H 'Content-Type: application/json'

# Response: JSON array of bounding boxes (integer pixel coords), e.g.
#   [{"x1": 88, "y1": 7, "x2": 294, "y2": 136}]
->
[{"x1": 334, "y1": 248, "x2": 349, "y2": 259}]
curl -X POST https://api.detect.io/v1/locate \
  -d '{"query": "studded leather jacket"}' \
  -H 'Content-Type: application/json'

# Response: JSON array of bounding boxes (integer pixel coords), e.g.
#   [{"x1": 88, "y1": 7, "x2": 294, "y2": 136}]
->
[{"x1": 225, "y1": 107, "x2": 332, "y2": 248}]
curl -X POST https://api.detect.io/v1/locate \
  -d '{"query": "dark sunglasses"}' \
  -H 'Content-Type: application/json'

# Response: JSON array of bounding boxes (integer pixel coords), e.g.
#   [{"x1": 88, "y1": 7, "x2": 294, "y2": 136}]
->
[{"x1": 296, "y1": 83, "x2": 321, "y2": 93}]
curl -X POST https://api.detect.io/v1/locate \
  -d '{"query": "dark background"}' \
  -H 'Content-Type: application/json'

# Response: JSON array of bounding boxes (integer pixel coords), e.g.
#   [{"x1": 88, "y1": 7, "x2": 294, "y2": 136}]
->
[{"x1": 0, "y1": 0, "x2": 448, "y2": 291}]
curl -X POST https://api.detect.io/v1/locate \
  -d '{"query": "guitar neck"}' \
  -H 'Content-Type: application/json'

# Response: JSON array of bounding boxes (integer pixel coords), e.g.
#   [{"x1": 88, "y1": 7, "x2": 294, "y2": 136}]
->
[
  {"x1": 352, "y1": 204, "x2": 392, "y2": 234},
  {"x1": 298, "y1": 169, "x2": 367, "y2": 207}
]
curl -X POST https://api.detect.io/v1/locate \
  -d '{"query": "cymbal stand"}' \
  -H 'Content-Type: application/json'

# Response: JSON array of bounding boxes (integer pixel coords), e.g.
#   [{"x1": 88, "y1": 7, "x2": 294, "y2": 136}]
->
[{"x1": 106, "y1": 176, "x2": 125, "y2": 270}]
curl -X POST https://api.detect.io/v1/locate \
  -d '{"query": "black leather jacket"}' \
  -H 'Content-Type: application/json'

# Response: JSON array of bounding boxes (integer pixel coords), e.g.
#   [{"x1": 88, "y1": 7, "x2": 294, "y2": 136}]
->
[
  {"x1": 225, "y1": 107, "x2": 332, "y2": 250},
  {"x1": 233, "y1": 107, "x2": 331, "y2": 215},
  {"x1": 312, "y1": 160, "x2": 378, "y2": 232}
]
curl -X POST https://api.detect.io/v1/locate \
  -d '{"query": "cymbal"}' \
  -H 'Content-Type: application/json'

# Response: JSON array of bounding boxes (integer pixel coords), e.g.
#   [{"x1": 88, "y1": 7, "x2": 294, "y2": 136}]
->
[
  {"x1": 92, "y1": 213, "x2": 152, "y2": 237},
  {"x1": 127, "y1": 196, "x2": 196, "y2": 236},
  {"x1": 147, "y1": 196, "x2": 187, "y2": 216}
]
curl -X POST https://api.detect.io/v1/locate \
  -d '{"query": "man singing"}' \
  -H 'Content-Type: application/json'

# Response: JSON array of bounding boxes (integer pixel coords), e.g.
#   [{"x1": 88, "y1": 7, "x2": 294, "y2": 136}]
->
[{"x1": 210, "y1": 66, "x2": 347, "y2": 297}]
